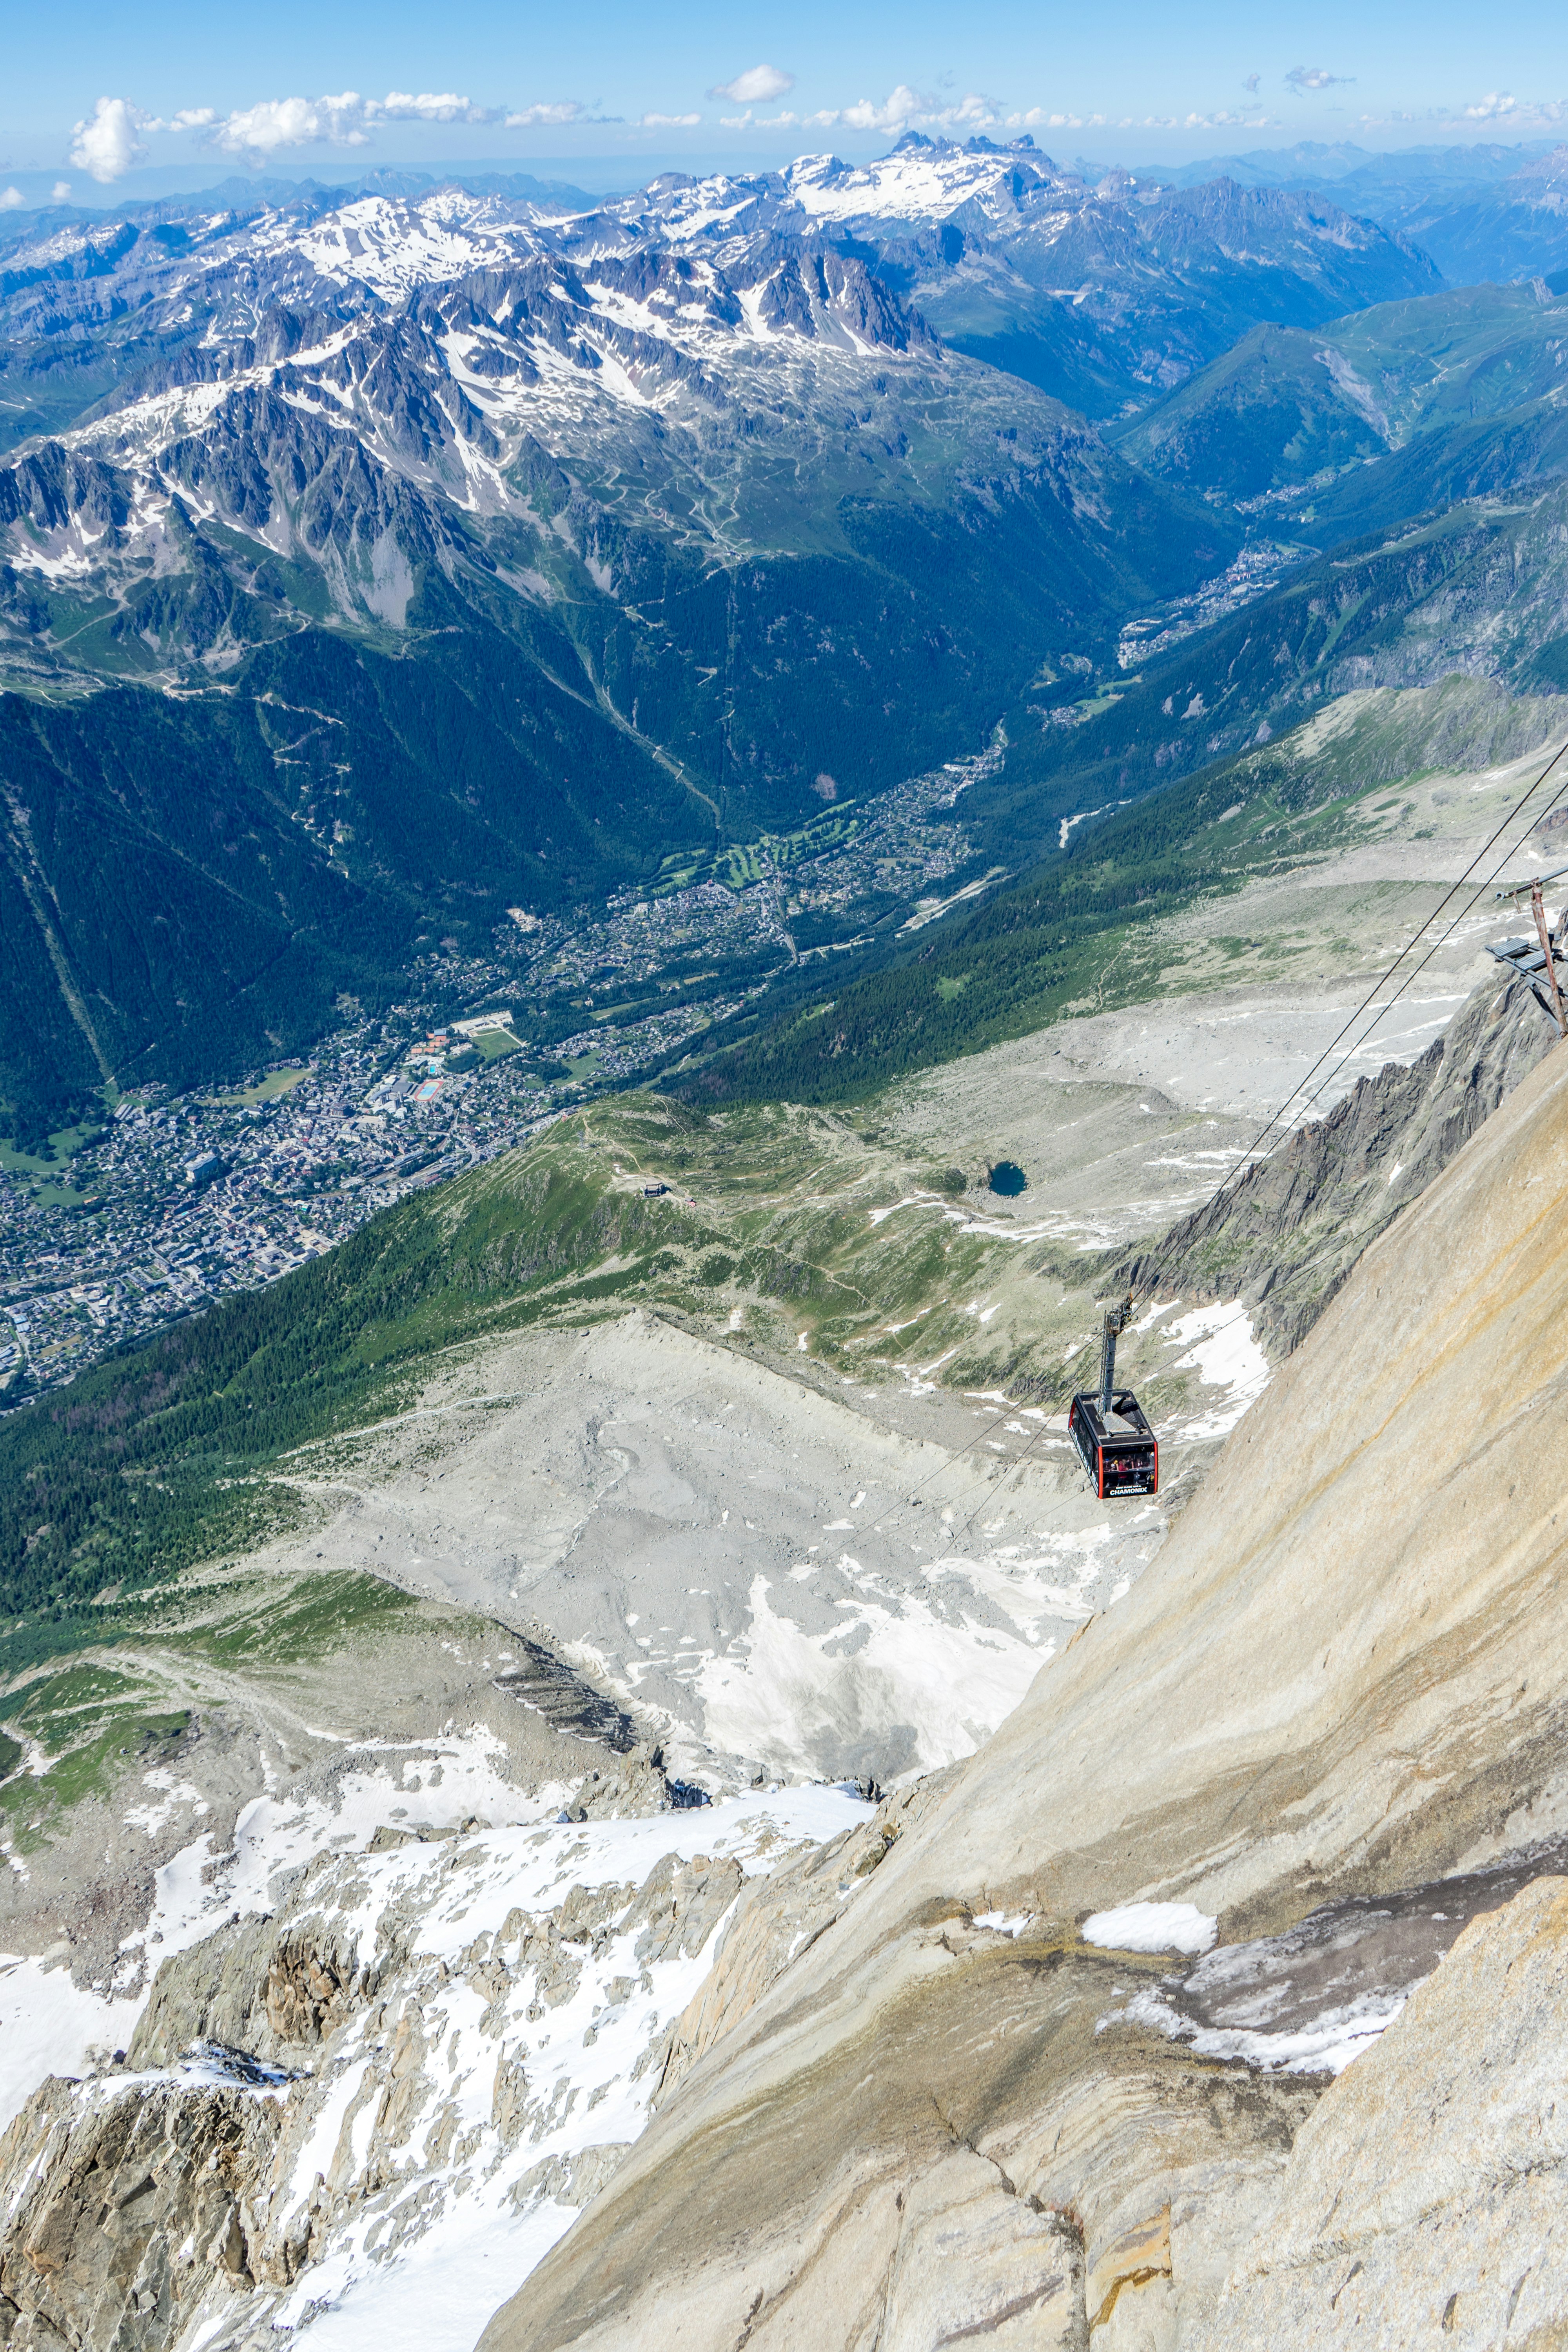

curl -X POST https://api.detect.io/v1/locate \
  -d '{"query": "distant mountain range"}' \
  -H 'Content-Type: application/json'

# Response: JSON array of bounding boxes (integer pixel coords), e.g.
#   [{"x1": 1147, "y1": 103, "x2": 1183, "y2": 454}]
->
[
  {"x1": 4, "y1": 136, "x2": 1568, "y2": 1145},
  {"x1": 1115, "y1": 136, "x2": 1558, "y2": 194},
  {"x1": 0, "y1": 159, "x2": 1233, "y2": 1141}
]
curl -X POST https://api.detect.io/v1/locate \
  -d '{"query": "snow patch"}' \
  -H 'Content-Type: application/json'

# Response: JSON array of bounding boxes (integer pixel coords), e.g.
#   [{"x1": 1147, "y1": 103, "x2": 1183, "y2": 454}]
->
[
  {"x1": 971, "y1": 1909, "x2": 1032, "y2": 1938},
  {"x1": 1117, "y1": 1982, "x2": 1409, "y2": 2076},
  {"x1": 0, "y1": 1956, "x2": 141, "y2": 2132},
  {"x1": 1162, "y1": 1300, "x2": 1270, "y2": 1437},
  {"x1": 1081, "y1": 1901, "x2": 1218, "y2": 1955}
]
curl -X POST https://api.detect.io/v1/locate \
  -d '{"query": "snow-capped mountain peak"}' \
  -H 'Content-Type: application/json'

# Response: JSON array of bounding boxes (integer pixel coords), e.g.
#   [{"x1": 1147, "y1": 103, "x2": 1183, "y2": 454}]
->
[
  {"x1": 780, "y1": 136, "x2": 1073, "y2": 224},
  {"x1": 264, "y1": 192, "x2": 548, "y2": 304}
]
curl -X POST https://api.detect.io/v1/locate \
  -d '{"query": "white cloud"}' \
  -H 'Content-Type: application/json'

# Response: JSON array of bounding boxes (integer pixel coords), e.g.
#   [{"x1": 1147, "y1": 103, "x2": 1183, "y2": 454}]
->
[
  {"x1": 1354, "y1": 90, "x2": 1566, "y2": 130},
  {"x1": 1007, "y1": 107, "x2": 1110, "y2": 131},
  {"x1": 719, "y1": 109, "x2": 800, "y2": 129},
  {"x1": 1456, "y1": 90, "x2": 1566, "y2": 123},
  {"x1": 1285, "y1": 66, "x2": 1354, "y2": 92},
  {"x1": 52, "y1": 181, "x2": 73, "y2": 199},
  {"x1": 1243, "y1": 73, "x2": 1261, "y2": 94},
  {"x1": 709, "y1": 64, "x2": 795, "y2": 104},
  {"x1": 214, "y1": 89, "x2": 499, "y2": 156},
  {"x1": 505, "y1": 100, "x2": 587, "y2": 128},
  {"x1": 69, "y1": 96, "x2": 154, "y2": 182},
  {"x1": 0, "y1": 188, "x2": 24, "y2": 210},
  {"x1": 804, "y1": 84, "x2": 1000, "y2": 135},
  {"x1": 216, "y1": 95, "x2": 366, "y2": 154},
  {"x1": 383, "y1": 91, "x2": 492, "y2": 122},
  {"x1": 66, "y1": 86, "x2": 503, "y2": 177},
  {"x1": 640, "y1": 112, "x2": 702, "y2": 128},
  {"x1": 821, "y1": 85, "x2": 931, "y2": 132}
]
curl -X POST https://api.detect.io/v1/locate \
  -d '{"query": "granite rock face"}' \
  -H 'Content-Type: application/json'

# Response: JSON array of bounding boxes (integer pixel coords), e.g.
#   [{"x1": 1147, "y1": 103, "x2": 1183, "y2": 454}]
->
[
  {"x1": 1192, "y1": 1875, "x2": 1568, "y2": 2349},
  {"x1": 653, "y1": 1771, "x2": 958, "y2": 2109},
  {"x1": 0, "y1": 2078, "x2": 281, "y2": 2352}
]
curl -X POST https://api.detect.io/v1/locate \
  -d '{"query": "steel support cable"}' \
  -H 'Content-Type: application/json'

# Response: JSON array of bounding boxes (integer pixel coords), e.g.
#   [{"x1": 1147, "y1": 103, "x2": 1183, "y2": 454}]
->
[
  {"x1": 900, "y1": 1393, "x2": 1047, "y2": 1508},
  {"x1": 1136, "y1": 732, "x2": 1568, "y2": 1264},
  {"x1": 1261, "y1": 799, "x2": 1568, "y2": 1145}
]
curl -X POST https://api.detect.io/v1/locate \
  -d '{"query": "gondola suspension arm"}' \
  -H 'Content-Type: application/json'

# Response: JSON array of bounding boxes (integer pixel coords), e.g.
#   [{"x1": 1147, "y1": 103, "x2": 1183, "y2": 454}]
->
[
  {"x1": 1099, "y1": 1292, "x2": 1133, "y2": 1416},
  {"x1": 1493, "y1": 861, "x2": 1568, "y2": 1038},
  {"x1": 1530, "y1": 880, "x2": 1567, "y2": 1038}
]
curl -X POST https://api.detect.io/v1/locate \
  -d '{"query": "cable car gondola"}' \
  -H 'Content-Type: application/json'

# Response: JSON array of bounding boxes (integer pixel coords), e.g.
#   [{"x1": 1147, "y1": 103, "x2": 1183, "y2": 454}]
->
[{"x1": 1069, "y1": 1294, "x2": 1159, "y2": 1498}]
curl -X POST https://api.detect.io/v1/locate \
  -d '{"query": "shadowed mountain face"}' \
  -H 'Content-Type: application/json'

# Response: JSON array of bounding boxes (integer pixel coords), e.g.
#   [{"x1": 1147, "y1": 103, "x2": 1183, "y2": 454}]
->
[
  {"x1": 1076, "y1": 279, "x2": 1568, "y2": 747},
  {"x1": 1121, "y1": 967, "x2": 1558, "y2": 1352},
  {"x1": 477, "y1": 976, "x2": 1568, "y2": 2352},
  {"x1": 1116, "y1": 279, "x2": 1568, "y2": 535},
  {"x1": 1010, "y1": 486, "x2": 1568, "y2": 807},
  {"x1": 886, "y1": 172, "x2": 1441, "y2": 417}
]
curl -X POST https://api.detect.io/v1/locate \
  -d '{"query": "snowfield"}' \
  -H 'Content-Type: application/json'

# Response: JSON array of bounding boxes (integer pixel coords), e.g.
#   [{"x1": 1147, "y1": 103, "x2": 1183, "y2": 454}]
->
[{"x1": 0, "y1": 1728, "x2": 870, "y2": 2347}]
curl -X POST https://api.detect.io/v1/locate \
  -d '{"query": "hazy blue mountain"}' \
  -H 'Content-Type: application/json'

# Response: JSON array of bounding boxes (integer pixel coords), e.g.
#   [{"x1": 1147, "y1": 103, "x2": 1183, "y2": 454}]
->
[
  {"x1": 1386, "y1": 147, "x2": 1568, "y2": 285},
  {"x1": 1120, "y1": 139, "x2": 1555, "y2": 203}
]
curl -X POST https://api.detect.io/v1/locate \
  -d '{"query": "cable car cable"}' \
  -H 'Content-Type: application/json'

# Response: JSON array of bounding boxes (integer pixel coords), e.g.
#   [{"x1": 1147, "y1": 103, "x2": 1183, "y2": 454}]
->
[
  {"x1": 1230, "y1": 749, "x2": 1568, "y2": 1199},
  {"x1": 1138, "y1": 731, "x2": 1568, "y2": 1265},
  {"x1": 1262, "y1": 808, "x2": 1568, "y2": 1145}
]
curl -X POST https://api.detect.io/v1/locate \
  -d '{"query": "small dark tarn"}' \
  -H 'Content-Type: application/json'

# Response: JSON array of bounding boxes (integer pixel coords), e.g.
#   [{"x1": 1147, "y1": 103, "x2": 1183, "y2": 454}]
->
[{"x1": 988, "y1": 1161, "x2": 1028, "y2": 1197}]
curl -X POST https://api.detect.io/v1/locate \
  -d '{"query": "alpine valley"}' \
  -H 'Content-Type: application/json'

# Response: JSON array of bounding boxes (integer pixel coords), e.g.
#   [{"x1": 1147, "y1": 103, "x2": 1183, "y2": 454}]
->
[{"x1": 5, "y1": 125, "x2": 1568, "y2": 2352}]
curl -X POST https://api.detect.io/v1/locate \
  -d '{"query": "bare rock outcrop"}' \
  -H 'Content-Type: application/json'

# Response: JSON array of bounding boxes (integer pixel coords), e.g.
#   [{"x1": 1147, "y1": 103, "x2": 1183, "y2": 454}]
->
[
  {"x1": 655, "y1": 1771, "x2": 958, "y2": 2107},
  {"x1": 1193, "y1": 1875, "x2": 1568, "y2": 2347},
  {"x1": 0, "y1": 2077, "x2": 280, "y2": 2352},
  {"x1": 127, "y1": 1915, "x2": 386, "y2": 2072}
]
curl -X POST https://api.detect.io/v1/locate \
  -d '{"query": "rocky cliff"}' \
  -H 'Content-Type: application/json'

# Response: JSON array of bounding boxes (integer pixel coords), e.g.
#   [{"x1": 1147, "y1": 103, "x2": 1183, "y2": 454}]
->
[
  {"x1": 478, "y1": 1024, "x2": 1568, "y2": 2348},
  {"x1": 1123, "y1": 963, "x2": 1556, "y2": 1351},
  {"x1": 0, "y1": 1771, "x2": 872, "y2": 2352}
]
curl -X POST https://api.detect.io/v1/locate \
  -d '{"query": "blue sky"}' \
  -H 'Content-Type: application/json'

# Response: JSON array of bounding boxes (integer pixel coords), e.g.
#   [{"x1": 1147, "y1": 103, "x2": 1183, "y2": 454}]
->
[{"x1": 2, "y1": 0, "x2": 1565, "y2": 200}]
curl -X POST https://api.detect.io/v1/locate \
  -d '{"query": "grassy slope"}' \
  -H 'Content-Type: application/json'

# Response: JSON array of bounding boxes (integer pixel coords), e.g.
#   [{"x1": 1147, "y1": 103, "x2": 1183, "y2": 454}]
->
[
  {"x1": 0, "y1": 1565, "x2": 516, "y2": 1853},
  {"x1": 1115, "y1": 282, "x2": 1568, "y2": 506}
]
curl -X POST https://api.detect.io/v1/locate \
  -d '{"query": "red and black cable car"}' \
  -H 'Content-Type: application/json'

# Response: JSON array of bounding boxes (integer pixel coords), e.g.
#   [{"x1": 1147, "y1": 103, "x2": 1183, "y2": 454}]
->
[
  {"x1": 1069, "y1": 1294, "x2": 1159, "y2": 1498},
  {"x1": 1068, "y1": 1388, "x2": 1159, "y2": 1497}
]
